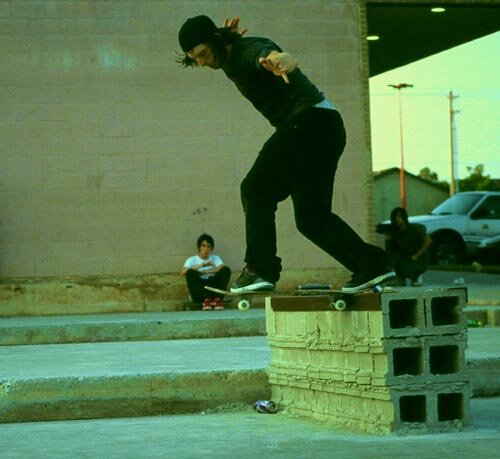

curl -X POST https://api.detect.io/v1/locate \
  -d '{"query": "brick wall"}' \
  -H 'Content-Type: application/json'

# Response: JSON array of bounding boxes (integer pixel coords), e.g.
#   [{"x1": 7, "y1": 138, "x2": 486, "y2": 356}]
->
[{"x1": 0, "y1": 1, "x2": 373, "y2": 278}]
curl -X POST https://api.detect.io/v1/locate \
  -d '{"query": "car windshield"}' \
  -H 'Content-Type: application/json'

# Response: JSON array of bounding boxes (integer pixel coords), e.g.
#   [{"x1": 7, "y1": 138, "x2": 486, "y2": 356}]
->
[{"x1": 431, "y1": 194, "x2": 483, "y2": 215}]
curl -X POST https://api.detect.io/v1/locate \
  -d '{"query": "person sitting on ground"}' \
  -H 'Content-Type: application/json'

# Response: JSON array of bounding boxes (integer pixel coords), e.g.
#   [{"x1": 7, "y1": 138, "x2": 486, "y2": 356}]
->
[
  {"x1": 384, "y1": 207, "x2": 432, "y2": 286},
  {"x1": 181, "y1": 234, "x2": 231, "y2": 310}
]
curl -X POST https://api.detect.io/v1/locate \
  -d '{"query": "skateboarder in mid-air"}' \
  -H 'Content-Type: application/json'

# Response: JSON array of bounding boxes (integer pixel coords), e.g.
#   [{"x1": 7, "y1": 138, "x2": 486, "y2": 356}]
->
[{"x1": 177, "y1": 15, "x2": 395, "y2": 294}]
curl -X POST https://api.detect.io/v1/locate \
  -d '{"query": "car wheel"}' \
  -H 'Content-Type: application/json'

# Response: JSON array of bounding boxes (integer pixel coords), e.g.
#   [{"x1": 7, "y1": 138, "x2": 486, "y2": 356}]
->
[{"x1": 433, "y1": 240, "x2": 464, "y2": 265}]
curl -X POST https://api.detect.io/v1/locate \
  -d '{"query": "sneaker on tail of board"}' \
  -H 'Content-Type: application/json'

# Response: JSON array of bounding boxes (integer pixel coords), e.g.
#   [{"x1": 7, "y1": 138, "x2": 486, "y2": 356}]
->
[
  {"x1": 230, "y1": 268, "x2": 275, "y2": 293},
  {"x1": 341, "y1": 270, "x2": 396, "y2": 293}
]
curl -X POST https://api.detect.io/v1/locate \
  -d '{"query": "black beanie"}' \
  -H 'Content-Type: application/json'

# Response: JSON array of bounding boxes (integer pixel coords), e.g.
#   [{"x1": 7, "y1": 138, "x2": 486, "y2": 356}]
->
[{"x1": 178, "y1": 15, "x2": 218, "y2": 52}]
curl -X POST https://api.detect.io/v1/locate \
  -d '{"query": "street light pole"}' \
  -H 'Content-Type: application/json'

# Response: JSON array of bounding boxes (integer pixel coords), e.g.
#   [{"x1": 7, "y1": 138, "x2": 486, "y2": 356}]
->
[
  {"x1": 388, "y1": 83, "x2": 413, "y2": 209},
  {"x1": 448, "y1": 90, "x2": 460, "y2": 195}
]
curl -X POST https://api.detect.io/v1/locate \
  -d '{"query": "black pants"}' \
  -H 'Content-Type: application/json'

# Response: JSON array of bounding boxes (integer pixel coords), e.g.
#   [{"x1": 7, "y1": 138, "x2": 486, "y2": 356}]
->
[
  {"x1": 240, "y1": 108, "x2": 386, "y2": 283},
  {"x1": 185, "y1": 266, "x2": 231, "y2": 303}
]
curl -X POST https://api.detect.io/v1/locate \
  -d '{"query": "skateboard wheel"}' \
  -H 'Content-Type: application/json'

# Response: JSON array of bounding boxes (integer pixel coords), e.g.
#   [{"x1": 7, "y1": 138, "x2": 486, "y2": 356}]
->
[
  {"x1": 333, "y1": 299, "x2": 347, "y2": 311},
  {"x1": 238, "y1": 299, "x2": 251, "y2": 311}
]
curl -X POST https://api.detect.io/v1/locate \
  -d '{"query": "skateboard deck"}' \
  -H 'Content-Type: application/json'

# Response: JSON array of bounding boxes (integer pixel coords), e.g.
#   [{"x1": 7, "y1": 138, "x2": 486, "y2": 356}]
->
[
  {"x1": 204, "y1": 285, "x2": 390, "y2": 311},
  {"x1": 204, "y1": 286, "x2": 283, "y2": 311}
]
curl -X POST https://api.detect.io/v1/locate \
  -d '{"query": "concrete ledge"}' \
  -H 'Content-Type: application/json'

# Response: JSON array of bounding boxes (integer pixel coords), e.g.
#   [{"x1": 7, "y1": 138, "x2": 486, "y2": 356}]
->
[
  {"x1": 0, "y1": 310, "x2": 266, "y2": 346},
  {"x1": 0, "y1": 332, "x2": 499, "y2": 423},
  {"x1": 1, "y1": 307, "x2": 497, "y2": 347},
  {"x1": 0, "y1": 336, "x2": 271, "y2": 423},
  {"x1": 0, "y1": 370, "x2": 270, "y2": 423},
  {"x1": 0, "y1": 357, "x2": 496, "y2": 424},
  {"x1": 0, "y1": 273, "x2": 186, "y2": 317},
  {"x1": 467, "y1": 358, "x2": 500, "y2": 397},
  {"x1": 0, "y1": 268, "x2": 347, "y2": 317}
]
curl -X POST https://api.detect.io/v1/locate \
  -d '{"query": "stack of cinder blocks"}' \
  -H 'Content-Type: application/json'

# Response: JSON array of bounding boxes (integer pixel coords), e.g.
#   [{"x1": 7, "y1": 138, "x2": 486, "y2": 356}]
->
[{"x1": 266, "y1": 287, "x2": 471, "y2": 434}]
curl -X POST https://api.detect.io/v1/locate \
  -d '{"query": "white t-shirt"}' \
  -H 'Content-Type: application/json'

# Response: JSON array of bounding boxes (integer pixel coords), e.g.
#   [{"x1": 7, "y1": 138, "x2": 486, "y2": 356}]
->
[{"x1": 183, "y1": 255, "x2": 224, "y2": 279}]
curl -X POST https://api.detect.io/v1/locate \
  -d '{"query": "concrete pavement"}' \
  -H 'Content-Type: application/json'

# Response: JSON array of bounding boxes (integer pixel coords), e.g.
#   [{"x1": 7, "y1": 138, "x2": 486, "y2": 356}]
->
[
  {"x1": 424, "y1": 269, "x2": 500, "y2": 306},
  {"x1": 0, "y1": 272, "x2": 499, "y2": 457},
  {"x1": 1, "y1": 397, "x2": 499, "y2": 458}
]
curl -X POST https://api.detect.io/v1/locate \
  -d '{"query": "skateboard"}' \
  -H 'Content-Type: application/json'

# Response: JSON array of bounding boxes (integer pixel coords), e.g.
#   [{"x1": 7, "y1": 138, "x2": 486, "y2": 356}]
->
[
  {"x1": 204, "y1": 286, "x2": 278, "y2": 311},
  {"x1": 291, "y1": 285, "x2": 390, "y2": 311},
  {"x1": 204, "y1": 285, "x2": 388, "y2": 311}
]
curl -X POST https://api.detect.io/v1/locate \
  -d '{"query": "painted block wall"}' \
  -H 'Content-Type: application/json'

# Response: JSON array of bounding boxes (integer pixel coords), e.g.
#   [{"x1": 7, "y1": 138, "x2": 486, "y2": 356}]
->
[{"x1": 0, "y1": 1, "x2": 374, "y2": 279}]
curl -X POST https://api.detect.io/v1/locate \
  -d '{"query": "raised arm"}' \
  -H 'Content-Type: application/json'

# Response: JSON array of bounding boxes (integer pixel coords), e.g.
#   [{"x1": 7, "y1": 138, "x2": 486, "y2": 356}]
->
[
  {"x1": 258, "y1": 51, "x2": 298, "y2": 84},
  {"x1": 222, "y1": 16, "x2": 248, "y2": 36}
]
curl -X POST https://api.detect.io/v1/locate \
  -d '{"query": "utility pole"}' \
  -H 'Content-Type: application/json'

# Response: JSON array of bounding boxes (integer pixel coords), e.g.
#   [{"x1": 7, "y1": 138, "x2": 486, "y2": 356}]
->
[
  {"x1": 388, "y1": 83, "x2": 413, "y2": 208},
  {"x1": 448, "y1": 90, "x2": 460, "y2": 195}
]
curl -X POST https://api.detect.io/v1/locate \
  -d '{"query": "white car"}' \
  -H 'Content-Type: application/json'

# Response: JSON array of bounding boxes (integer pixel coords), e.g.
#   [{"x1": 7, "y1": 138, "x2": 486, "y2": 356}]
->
[{"x1": 378, "y1": 191, "x2": 500, "y2": 265}]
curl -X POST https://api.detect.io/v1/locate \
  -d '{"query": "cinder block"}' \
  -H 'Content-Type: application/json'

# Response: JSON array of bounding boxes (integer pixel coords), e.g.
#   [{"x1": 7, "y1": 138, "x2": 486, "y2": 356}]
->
[
  {"x1": 383, "y1": 334, "x2": 469, "y2": 386},
  {"x1": 423, "y1": 288, "x2": 468, "y2": 334},
  {"x1": 391, "y1": 381, "x2": 473, "y2": 433},
  {"x1": 379, "y1": 287, "x2": 467, "y2": 338},
  {"x1": 379, "y1": 289, "x2": 426, "y2": 338}
]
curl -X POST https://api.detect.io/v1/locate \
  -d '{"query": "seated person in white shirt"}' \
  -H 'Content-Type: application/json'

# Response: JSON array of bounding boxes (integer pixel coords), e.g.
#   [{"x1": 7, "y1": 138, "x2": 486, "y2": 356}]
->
[{"x1": 181, "y1": 234, "x2": 231, "y2": 310}]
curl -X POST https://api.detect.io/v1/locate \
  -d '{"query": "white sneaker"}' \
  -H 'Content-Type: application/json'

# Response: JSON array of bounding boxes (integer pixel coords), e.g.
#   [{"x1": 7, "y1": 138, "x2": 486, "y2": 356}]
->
[{"x1": 230, "y1": 268, "x2": 275, "y2": 293}]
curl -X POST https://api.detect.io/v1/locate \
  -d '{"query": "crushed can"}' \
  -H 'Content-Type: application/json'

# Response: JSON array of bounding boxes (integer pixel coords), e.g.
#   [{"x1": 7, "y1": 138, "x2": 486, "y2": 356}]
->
[{"x1": 254, "y1": 400, "x2": 278, "y2": 414}]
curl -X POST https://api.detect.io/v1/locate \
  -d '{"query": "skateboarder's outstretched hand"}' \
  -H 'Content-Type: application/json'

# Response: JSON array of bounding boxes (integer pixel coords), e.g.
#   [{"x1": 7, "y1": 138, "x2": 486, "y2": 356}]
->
[{"x1": 259, "y1": 51, "x2": 298, "y2": 84}]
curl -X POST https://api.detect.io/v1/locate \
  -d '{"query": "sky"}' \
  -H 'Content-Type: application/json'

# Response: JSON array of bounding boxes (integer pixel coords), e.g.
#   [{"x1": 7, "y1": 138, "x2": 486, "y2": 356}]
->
[{"x1": 369, "y1": 31, "x2": 500, "y2": 183}]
